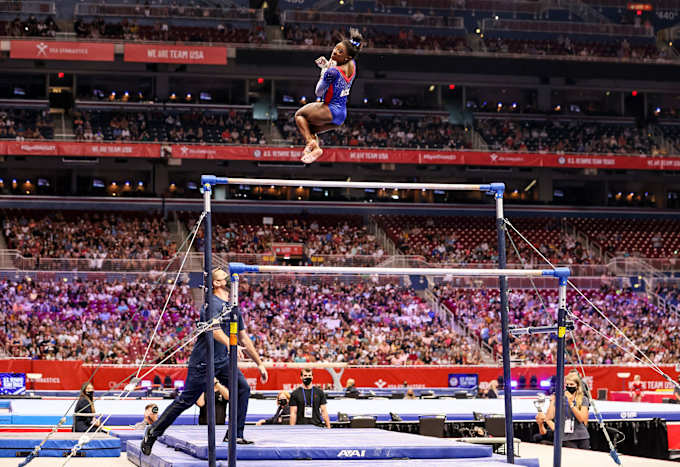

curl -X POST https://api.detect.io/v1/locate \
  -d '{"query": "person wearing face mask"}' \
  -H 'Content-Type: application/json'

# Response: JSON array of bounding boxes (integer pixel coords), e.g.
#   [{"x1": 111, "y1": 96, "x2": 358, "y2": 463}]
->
[
  {"x1": 289, "y1": 369, "x2": 331, "y2": 428},
  {"x1": 255, "y1": 391, "x2": 291, "y2": 426},
  {"x1": 545, "y1": 372, "x2": 590, "y2": 449},
  {"x1": 73, "y1": 382, "x2": 100, "y2": 432}
]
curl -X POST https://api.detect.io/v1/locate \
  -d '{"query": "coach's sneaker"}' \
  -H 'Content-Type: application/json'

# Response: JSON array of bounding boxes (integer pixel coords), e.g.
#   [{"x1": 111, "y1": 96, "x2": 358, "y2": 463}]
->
[
  {"x1": 141, "y1": 425, "x2": 157, "y2": 456},
  {"x1": 237, "y1": 437, "x2": 254, "y2": 445}
]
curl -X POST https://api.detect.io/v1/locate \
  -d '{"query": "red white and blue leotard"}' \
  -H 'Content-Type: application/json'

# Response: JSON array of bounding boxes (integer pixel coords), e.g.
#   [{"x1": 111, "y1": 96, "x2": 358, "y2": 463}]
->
[{"x1": 315, "y1": 60, "x2": 356, "y2": 126}]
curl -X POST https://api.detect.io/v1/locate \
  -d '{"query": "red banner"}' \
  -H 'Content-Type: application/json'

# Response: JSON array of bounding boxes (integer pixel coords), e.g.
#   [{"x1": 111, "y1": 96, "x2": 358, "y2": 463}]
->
[
  {"x1": 2, "y1": 360, "x2": 677, "y2": 395},
  {"x1": 10, "y1": 41, "x2": 114, "y2": 61},
  {"x1": 0, "y1": 141, "x2": 161, "y2": 158},
  {"x1": 1, "y1": 141, "x2": 679, "y2": 171},
  {"x1": 167, "y1": 145, "x2": 680, "y2": 170},
  {"x1": 124, "y1": 44, "x2": 227, "y2": 65},
  {"x1": 272, "y1": 243, "x2": 304, "y2": 257}
]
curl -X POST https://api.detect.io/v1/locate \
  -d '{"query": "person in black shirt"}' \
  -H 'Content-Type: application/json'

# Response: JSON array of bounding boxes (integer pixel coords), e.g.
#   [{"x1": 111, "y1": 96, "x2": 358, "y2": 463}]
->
[
  {"x1": 73, "y1": 382, "x2": 100, "y2": 432},
  {"x1": 289, "y1": 369, "x2": 331, "y2": 428},
  {"x1": 142, "y1": 268, "x2": 268, "y2": 455},
  {"x1": 256, "y1": 391, "x2": 291, "y2": 425},
  {"x1": 197, "y1": 378, "x2": 230, "y2": 425}
]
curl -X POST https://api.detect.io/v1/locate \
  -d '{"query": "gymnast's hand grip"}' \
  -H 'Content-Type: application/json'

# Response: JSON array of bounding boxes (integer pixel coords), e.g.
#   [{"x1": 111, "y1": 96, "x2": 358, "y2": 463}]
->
[{"x1": 315, "y1": 56, "x2": 329, "y2": 69}]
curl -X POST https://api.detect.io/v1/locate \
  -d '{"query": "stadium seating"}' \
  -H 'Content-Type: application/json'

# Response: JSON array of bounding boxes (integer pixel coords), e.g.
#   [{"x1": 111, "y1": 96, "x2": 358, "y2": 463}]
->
[
  {"x1": 475, "y1": 118, "x2": 656, "y2": 155},
  {"x1": 570, "y1": 217, "x2": 680, "y2": 259},
  {"x1": 73, "y1": 109, "x2": 264, "y2": 144},
  {"x1": 2, "y1": 210, "x2": 176, "y2": 260},
  {"x1": 435, "y1": 285, "x2": 679, "y2": 364}
]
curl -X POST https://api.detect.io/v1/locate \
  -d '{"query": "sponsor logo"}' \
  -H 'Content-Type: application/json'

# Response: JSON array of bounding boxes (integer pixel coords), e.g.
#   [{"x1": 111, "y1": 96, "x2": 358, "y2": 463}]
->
[
  {"x1": 38, "y1": 377, "x2": 60, "y2": 383},
  {"x1": 490, "y1": 153, "x2": 498, "y2": 161},
  {"x1": 374, "y1": 379, "x2": 387, "y2": 388},
  {"x1": 349, "y1": 151, "x2": 390, "y2": 161},
  {"x1": 337, "y1": 449, "x2": 366, "y2": 458},
  {"x1": 449, "y1": 376, "x2": 458, "y2": 386},
  {"x1": 619, "y1": 411, "x2": 638, "y2": 419},
  {"x1": 422, "y1": 153, "x2": 457, "y2": 161},
  {"x1": 339, "y1": 89, "x2": 350, "y2": 97},
  {"x1": 558, "y1": 156, "x2": 566, "y2": 165},
  {"x1": 36, "y1": 42, "x2": 48, "y2": 56},
  {"x1": 253, "y1": 149, "x2": 262, "y2": 158},
  {"x1": 20, "y1": 144, "x2": 56, "y2": 152}
]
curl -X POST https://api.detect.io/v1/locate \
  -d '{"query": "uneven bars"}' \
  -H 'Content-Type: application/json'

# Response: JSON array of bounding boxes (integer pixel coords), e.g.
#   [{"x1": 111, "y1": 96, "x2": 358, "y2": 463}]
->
[
  {"x1": 229, "y1": 263, "x2": 570, "y2": 279},
  {"x1": 201, "y1": 175, "x2": 504, "y2": 193}
]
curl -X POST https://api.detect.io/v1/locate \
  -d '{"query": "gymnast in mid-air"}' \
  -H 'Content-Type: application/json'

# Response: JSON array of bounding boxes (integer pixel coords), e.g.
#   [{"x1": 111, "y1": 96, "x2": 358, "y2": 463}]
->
[{"x1": 295, "y1": 28, "x2": 363, "y2": 164}]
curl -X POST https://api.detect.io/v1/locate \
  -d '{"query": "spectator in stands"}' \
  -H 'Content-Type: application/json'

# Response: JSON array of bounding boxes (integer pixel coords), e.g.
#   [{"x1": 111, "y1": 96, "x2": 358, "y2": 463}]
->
[
  {"x1": 255, "y1": 391, "x2": 291, "y2": 425},
  {"x1": 289, "y1": 369, "x2": 331, "y2": 428},
  {"x1": 133, "y1": 403, "x2": 159, "y2": 430},
  {"x1": 73, "y1": 382, "x2": 100, "y2": 432},
  {"x1": 404, "y1": 388, "x2": 416, "y2": 399}
]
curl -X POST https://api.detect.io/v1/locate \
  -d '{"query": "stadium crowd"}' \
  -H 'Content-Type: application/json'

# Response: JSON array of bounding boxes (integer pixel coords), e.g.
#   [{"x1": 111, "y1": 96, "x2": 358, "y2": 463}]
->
[
  {"x1": 475, "y1": 119, "x2": 657, "y2": 156},
  {"x1": 436, "y1": 284, "x2": 680, "y2": 364},
  {"x1": 2, "y1": 211, "x2": 176, "y2": 260},
  {"x1": 73, "y1": 109, "x2": 264, "y2": 145},
  {"x1": 278, "y1": 113, "x2": 472, "y2": 150},
  {"x1": 0, "y1": 108, "x2": 54, "y2": 140},
  {"x1": 0, "y1": 16, "x2": 58, "y2": 37},
  {"x1": 190, "y1": 215, "x2": 382, "y2": 257},
  {"x1": 1, "y1": 273, "x2": 676, "y2": 366},
  {"x1": 0, "y1": 279, "x2": 197, "y2": 364},
  {"x1": 377, "y1": 216, "x2": 596, "y2": 266},
  {"x1": 0, "y1": 277, "x2": 480, "y2": 366},
  {"x1": 483, "y1": 37, "x2": 660, "y2": 60},
  {"x1": 240, "y1": 280, "x2": 481, "y2": 365},
  {"x1": 73, "y1": 18, "x2": 265, "y2": 44}
]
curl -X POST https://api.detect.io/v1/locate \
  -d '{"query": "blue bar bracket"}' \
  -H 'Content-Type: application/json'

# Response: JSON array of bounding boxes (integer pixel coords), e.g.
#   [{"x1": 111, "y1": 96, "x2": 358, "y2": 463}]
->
[
  {"x1": 482, "y1": 182, "x2": 505, "y2": 198},
  {"x1": 229, "y1": 262, "x2": 260, "y2": 275},
  {"x1": 542, "y1": 267, "x2": 571, "y2": 285},
  {"x1": 201, "y1": 174, "x2": 229, "y2": 186}
]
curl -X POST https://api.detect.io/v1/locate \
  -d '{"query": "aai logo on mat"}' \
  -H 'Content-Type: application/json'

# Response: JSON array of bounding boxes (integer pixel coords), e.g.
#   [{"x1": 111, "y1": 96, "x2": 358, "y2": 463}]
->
[{"x1": 337, "y1": 449, "x2": 366, "y2": 458}]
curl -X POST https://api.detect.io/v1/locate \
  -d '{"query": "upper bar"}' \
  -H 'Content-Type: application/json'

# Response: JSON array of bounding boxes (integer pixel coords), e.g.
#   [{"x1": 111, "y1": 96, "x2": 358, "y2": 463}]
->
[
  {"x1": 229, "y1": 263, "x2": 569, "y2": 278},
  {"x1": 201, "y1": 175, "x2": 504, "y2": 193}
]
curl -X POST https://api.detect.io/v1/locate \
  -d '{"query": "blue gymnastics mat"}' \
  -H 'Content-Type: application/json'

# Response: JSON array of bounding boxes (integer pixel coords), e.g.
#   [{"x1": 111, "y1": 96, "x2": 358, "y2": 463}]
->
[
  {"x1": 111, "y1": 429, "x2": 145, "y2": 452},
  {"x1": 160, "y1": 426, "x2": 493, "y2": 461},
  {"x1": 0, "y1": 432, "x2": 121, "y2": 457},
  {"x1": 127, "y1": 440, "x2": 538, "y2": 467}
]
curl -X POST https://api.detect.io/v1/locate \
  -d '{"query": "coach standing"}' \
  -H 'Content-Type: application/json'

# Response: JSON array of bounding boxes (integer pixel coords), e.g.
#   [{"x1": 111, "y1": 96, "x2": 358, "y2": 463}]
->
[
  {"x1": 142, "y1": 268, "x2": 268, "y2": 455},
  {"x1": 289, "y1": 369, "x2": 331, "y2": 428}
]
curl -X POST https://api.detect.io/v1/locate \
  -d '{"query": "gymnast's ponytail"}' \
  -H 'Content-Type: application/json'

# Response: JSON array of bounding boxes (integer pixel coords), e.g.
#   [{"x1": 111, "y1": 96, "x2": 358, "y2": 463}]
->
[{"x1": 343, "y1": 27, "x2": 364, "y2": 59}]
